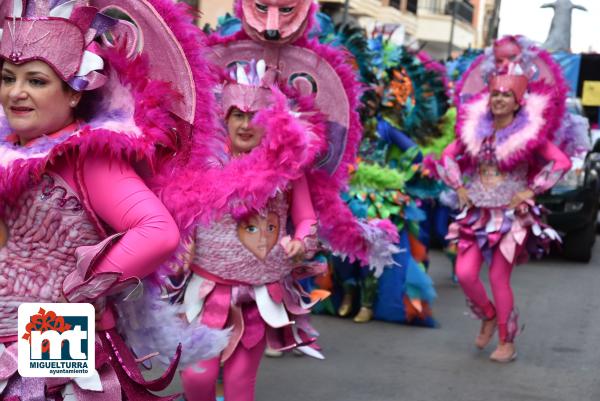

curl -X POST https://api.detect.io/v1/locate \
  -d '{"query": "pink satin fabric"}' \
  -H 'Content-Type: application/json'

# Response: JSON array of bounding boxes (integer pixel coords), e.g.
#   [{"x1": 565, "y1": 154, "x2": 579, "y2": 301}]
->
[
  {"x1": 290, "y1": 175, "x2": 317, "y2": 240},
  {"x1": 456, "y1": 242, "x2": 524, "y2": 342},
  {"x1": 52, "y1": 154, "x2": 180, "y2": 280}
]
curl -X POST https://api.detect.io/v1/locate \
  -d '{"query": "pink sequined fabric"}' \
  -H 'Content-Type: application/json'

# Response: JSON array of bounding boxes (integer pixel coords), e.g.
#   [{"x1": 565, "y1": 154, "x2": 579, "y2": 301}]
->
[
  {"x1": 0, "y1": 174, "x2": 101, "y2": 338},
  {"x1": 186, "y1": 193, "x2": 320, "y2": 357},
  {"x1": 193, "y1": 193, "x2": 296, "y2": 285},
  {"x1": 467, "y1": 163, "x2": 529, "y2": 208}
]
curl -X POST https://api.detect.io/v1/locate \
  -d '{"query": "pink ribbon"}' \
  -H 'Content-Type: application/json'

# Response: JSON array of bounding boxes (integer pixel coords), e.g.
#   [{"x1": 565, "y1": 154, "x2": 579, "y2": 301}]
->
[
  {"x1": 240, "y1": 303, "x2": 265, "y2": 350},
  {"x1": 266, "y1": 282, "x2": 284, "y2": 304},
  {"x1": 201, "y1": 284, "x2": 232, "y2": 330}
]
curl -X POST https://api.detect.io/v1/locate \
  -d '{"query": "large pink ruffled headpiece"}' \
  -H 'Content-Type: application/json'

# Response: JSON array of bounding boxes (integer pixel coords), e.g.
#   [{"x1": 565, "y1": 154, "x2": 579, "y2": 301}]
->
[
  {"x1": 0, "y1": 0, "x2": 116, "y2": 90},
  {"x1": 456, "y1": 35, "x2": 567, "y2": 107},
  {"x1": 222, "y1": 59, "x2": 274, "y2": 116}
]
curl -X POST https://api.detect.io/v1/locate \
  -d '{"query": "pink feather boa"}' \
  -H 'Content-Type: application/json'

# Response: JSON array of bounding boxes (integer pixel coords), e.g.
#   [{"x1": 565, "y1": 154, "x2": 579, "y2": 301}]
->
[
  {"x1": 155, "y1": 88, "x2": 327, "y2": 232},
  {"x1": 294, "y1": 37, "x2": 369, "y2": 264},
  {"x1": 201, "y1": 1, "x2": 381, "y2": 265},
  {"x1": 455, "y1": 81, "x2": 564, "y2": 171}
]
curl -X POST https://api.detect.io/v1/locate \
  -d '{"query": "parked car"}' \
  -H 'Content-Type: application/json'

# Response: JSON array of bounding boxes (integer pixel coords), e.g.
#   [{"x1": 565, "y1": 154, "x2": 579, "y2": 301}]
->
[
  {"x1": 592, "y1": 128, "x2": 600, "y2": 231},
  {"x1": 537, "y1": 100, "x2": 600, "y2": 263}
]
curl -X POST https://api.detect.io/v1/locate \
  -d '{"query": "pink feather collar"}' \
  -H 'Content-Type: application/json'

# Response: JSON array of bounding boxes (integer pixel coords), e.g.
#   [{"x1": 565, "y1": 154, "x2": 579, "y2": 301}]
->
[{"x1": 455, "y1": 81, "x2": 563, "y2": 170}]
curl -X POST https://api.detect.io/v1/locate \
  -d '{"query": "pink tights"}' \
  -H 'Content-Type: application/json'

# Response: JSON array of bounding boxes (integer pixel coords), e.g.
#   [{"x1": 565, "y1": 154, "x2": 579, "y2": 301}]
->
[
  {"x1": 455, "y1": 245, "x2": 519, "y2": 342},
  {"x1": 181, "y1": 336, "x2": 267, "y2": 401}
]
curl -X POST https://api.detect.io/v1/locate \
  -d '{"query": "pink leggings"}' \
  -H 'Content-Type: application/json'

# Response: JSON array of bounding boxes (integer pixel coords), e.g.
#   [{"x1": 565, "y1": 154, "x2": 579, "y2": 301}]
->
[
  {"x1": 181, "y1": 336, "x2": 267, "y2": 401},
  {"x1": 455, "y1": 245, "x2": 520, "y2": 342}
]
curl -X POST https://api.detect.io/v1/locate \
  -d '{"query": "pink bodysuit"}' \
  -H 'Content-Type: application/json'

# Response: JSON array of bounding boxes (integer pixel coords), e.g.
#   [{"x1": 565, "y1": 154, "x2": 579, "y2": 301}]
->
[{"x1": 441, "y1": 138, "x2": 570, "y2": 342}]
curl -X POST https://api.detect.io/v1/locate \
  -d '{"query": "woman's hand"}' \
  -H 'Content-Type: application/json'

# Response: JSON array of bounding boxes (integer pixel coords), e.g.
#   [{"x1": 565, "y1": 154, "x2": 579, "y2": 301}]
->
[
  {"x1": 508, "y1": 189, "x2": 535, "y2": 209},
  {"x1": 456, "y1": 186, "x2": 473, "y2": 209},
  {"x1": 284, "y1": 239, "x2": 306, "y2": 260}
]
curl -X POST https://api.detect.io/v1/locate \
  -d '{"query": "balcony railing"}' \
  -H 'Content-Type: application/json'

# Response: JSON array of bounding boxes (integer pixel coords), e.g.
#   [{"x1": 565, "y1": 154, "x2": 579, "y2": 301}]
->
[{"x1": 419, "y1": 0, "x2": 474, "y2": 24}]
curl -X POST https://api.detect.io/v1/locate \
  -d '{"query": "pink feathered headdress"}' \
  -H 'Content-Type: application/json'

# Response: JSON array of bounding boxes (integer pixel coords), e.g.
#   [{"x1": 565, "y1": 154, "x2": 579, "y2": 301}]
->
[
  {"x1": 0, "y1": 0, "x2": 118, "y2": 90},
  {"x1": 222, "y1": 59, "x2": 274, "y2": 116},
  {"x1": 489, "y1": 63, "x2": 529, "y2": 104}
]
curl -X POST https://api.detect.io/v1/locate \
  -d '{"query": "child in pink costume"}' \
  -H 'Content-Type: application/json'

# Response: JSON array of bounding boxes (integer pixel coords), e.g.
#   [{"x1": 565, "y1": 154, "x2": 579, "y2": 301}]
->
[
  {"x1": 0, "y1": 0, "x2": 225, "y2": 399},
  {"x1": 437, "y1": 63, "x2": 571, "y2": 363}
]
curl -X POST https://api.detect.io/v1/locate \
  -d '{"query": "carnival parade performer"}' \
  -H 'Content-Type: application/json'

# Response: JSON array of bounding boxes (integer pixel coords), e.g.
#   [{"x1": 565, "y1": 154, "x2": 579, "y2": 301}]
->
[
  {"x1": 304, "y1": 18, "x2": 439, "y2": 325},
  {"x1": 152, "y1": 1, "x2": 398, "y2": 399},
  {"x1": 204, "y1": 0, "x2": 397, "y2": 274},
  {"x1": 436, "y1": 61, "x2": 571, "y2": 362},
  {"x1": 0, "y1": 0, "x2": 227, "y2": 399},
  {"x1": 155, "y1": 60, "x2": 325, "y2": 401}
]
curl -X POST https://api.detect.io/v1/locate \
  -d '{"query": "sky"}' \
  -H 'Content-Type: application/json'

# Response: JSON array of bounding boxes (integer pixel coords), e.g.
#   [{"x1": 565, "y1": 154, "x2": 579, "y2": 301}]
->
[{"x1": 497, "y1": 0, "x2": 600, "y2": 53}]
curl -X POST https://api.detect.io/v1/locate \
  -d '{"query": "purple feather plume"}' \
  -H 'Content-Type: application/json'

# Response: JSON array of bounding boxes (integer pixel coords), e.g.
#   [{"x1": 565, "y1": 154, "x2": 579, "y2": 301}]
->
[{"x1": 115, "y1": 282, "x2": 230, "y2": 368}]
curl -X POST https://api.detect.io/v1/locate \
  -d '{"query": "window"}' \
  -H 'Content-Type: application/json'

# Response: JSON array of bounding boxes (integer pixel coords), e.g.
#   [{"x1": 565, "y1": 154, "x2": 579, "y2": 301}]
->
[{"x1": 407, "y1": 0, "x2": 418, "y2": 14}]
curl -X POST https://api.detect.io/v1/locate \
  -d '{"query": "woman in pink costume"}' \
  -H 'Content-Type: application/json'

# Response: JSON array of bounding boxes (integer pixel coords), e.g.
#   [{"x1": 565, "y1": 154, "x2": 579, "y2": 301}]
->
[
  {"x1": 0, "y1": 0, "x2": 225, "y2": 399},
  {"x1": 153, "y1": 55, "x2": 397, "y2": 399},
  {"x1": 152, "y1": 1, "x2": 397, "y2": 397},
  {"x1": 157, "y1": 61, "x2": 323, "y2": 401},
  {"x1": 436, "y1": 63, "x2": 571, "y2": 362}
]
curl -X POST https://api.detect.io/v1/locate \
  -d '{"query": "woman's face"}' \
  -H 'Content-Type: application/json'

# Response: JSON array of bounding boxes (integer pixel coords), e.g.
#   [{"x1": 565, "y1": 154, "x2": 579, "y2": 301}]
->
[
  {"x1": 226, "y1": 107, "x2": 264, "y2": 155},
  {"x1": 0, "y1": 60, "x2": 81, "y2": 145},
  {"x1": 490, "y1": 90, "x2": 519, "y2": 119}
]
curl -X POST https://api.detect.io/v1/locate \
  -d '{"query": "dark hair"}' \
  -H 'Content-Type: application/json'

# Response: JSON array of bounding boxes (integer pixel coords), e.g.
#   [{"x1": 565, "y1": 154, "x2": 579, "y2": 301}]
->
[
  {"x1": 73, "y1": 89, "x2": 103, "y2": 121},
  {"x1": 61, "y1": 80, "x2": 72, "y2": 93}
]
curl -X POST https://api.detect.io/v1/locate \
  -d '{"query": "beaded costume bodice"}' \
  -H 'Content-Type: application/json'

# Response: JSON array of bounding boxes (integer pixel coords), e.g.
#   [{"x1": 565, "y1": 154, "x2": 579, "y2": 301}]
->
[
  {"x1": 466, "y1": 137, "x2": 529, "y2": 208},
  {"x1": 0, "y1": 174, "x2": 101, "y2": 338},
  {"x1": 193, "y1": 193, "x2": 296, "y2": 285}
]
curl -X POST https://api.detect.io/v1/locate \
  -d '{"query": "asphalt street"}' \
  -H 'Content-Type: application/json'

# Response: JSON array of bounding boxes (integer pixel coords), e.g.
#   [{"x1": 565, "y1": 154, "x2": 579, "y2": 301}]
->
[
  {"x1": 254, "y1": 244, "x2": 600, "y2": 401},
  {"x1": 157, "y1": 241, "x2": 600, "y2": 401}
]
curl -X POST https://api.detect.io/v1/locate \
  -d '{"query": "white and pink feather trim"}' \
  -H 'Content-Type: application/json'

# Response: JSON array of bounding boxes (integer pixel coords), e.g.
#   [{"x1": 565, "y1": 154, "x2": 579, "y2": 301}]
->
[{"x1": 456, "y1": 81, "x2": 562, "y2": 171}]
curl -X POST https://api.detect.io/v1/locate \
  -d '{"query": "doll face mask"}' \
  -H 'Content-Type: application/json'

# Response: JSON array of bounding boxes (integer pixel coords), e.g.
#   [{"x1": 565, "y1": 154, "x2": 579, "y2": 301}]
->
[
  {"x1": 237, "y1": 212, "x2": 281, "y2": 260},
  {"x1": 241, "y1": 0, "x2": 312, "y2": 44}
]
